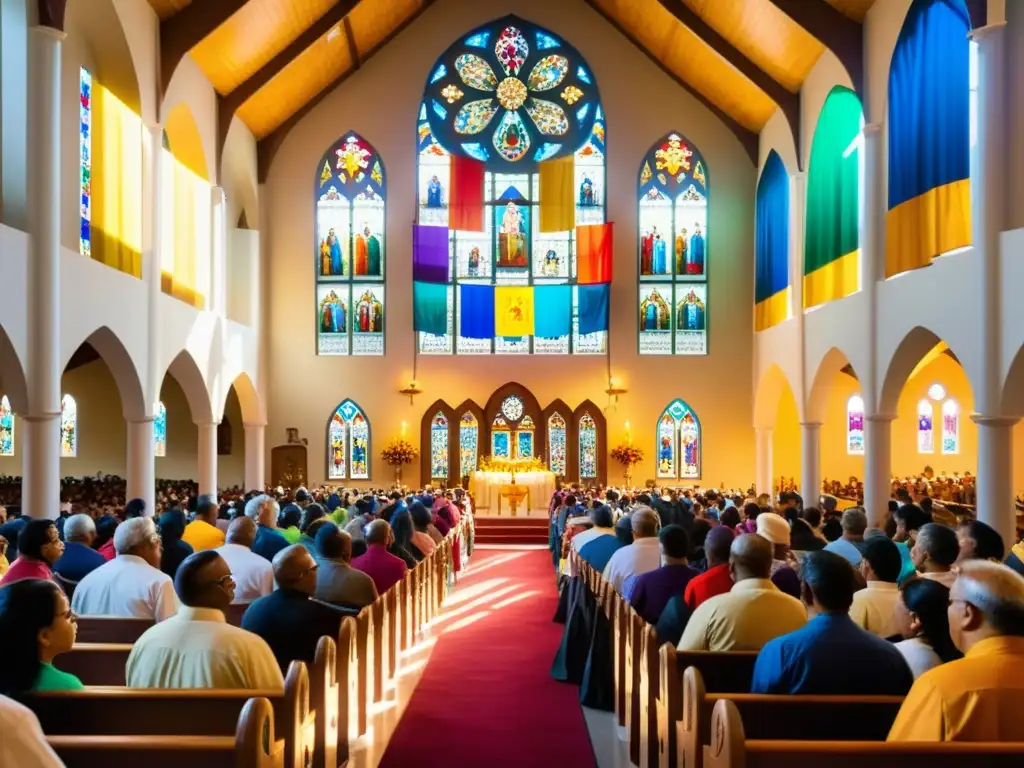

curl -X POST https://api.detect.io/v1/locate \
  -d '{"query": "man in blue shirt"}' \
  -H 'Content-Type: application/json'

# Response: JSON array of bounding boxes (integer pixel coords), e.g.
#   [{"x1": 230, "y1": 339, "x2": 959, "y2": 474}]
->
[
  {"x1": 53, "y1": 513, "x2": 106, "y2": 582},
  {"x1": 823, "y1": 508, "x2": 869, "y2": 566},
  {"x1": 751, "y1": 550, "x2": 913, "y2": 695},
  {"x1": 246, "y1": 494, "x2": 290, "y2": 562}
]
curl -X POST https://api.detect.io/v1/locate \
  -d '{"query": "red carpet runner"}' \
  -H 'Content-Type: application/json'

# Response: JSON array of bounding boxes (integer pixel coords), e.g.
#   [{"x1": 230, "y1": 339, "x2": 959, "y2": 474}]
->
[{"x1": 378, "y1": 549, "x2": 596, "y2": 767}]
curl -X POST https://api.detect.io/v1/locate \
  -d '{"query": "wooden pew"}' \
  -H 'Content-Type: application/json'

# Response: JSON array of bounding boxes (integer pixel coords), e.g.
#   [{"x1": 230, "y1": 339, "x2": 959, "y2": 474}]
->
[
  {"x1": 75, "y1": 616, "x2": 152, "y2": 644},
  {"x1": 48, "y1": 695, "x2": 284, "y2": 768},
  {"x1": 56, "y1": 643, "x2": 132, "y2": 685},
  {"x1": 701, "y1": 697, "x2": 1024, "y2": 768}
]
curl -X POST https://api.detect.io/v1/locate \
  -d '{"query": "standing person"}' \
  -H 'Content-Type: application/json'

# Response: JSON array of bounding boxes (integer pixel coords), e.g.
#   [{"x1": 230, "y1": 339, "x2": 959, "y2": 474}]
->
[
  {"x1": 182, "y1": 494, "x2": 226, "y2": 552},
  {"x1": 888, "y1": 562, "x2": 1024, "y2": 741},
  {"x1": 53, "y1": 514, "x2": 106, "y2": 582},
  {"x1": 246, "y1": 494, "x2": 290, "y2": 562},
  {"x1": 214, "y1": 517, "x2": 274, "y2": 604},
  {"x1": 892, "y1": 578, "x2": 961, "y2": 679},
  {"x1": 0, "y1": 520, "x2": 63, "y2": 586}
]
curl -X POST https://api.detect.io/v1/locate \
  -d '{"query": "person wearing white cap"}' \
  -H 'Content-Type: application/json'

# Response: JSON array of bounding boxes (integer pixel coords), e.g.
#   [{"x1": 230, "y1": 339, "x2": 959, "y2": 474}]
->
[{"x1": 757, "y1": 512, "x2": 801, "y2": 599}]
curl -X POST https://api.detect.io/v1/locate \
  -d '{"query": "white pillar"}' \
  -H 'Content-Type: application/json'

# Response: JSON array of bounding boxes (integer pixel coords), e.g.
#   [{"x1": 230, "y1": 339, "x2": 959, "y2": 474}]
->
[
  {"x1": 800, "y1": 422, "x2": 821, "y2": 505},
  {"x1": 755, "y1": 427, "x2": 773, "y2": 498},
  {"x1": 244, "y1": 423, "x2": 266, "y2": 491},
  {"x1": 143, "y1": 124, "x2": 164, "y2": 409},
  {"x1": 861, "y1": 123, "x2": 883, "y2": 417},
  {"x1": 126, "y1": 419, "x2": 155, "y2": 515},
  {"x1": 973, "y1": 415, "x2": 1017, "y2": 551},
  {"x1": 22, "y1": 26, "x2": 64, "y2": 519},
  {"x1": 197, "y1": 422, "x2": 219, "y2": 497},
  {"x1": 864, "y1": 415, "x2": 894, "y2": 527}
]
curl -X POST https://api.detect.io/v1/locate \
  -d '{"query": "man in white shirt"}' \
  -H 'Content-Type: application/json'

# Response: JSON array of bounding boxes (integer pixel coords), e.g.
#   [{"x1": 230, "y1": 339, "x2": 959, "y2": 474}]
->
[
  {"x1": 127, "y1": 550, "x2": 284, "y2": 690},
  {"x1": 603, "y1": 507, "x2": 661, "y2": 597},
  {"x1": 850, "y1": 535, "x2": 903, "y2": 637},
  {"x1": 214, "y1": 516, "x2": 274, "y2": 603},
  {"x1": 72, "y1": 517, "x2": 178, "y2": 622},
  {"x1": 0, "y1": 694, "x2": 65, "y2": 767}
]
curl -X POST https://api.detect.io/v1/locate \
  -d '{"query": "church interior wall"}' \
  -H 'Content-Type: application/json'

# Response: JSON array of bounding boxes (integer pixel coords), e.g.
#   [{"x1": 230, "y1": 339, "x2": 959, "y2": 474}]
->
[
  {"x1": 0, "y1": 226, "x2": 29, "y2": 379},
  {"x1": 1008, "y1": 0, "x2": 1024, "y2": 229},
  {"x1": 0, "y1": 0, "x2": 33, "y2": 230},
  {"x1": 108, "y1": 0, "x2": 159, "y2": 125},
  {"x1": 1001, "y1": 228, "x2": 1024, "y2": 402},
  {"x1": 264, "y1": 0, "x2": 756, "y2": 488},
  {"x1": 160, "y1": 54, "x2": 218, "y2": 184},
  {"x1": 758, "y1": 108, "x2": 798, "y2": 175}
]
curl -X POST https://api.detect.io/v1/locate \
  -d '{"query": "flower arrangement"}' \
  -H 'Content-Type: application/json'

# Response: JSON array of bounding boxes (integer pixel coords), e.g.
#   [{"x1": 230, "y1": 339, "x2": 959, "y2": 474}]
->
[
  {"x1": 611, "y1": 444, "x2": 645, "y2": 468},
  {"x1": 381, "y1": 438, "x2": 418, "y2": 467}
]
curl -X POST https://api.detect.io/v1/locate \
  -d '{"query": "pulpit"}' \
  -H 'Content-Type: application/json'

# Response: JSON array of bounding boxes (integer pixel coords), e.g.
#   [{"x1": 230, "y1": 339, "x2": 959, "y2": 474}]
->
[{"x1": 468, "y1": 457, "x2": 555, "y2": 516}]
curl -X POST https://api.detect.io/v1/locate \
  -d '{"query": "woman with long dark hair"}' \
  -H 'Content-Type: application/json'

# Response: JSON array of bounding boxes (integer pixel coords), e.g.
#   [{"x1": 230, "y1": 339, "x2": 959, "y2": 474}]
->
[
  {"x1": 390, "y1": 508, "x2": 422, "y2": 564},
  {"x1": 893, "y1": 577, "x2": 962, "y2": 678},
  {"x1": 0, "y1": 579, "x2": 83, "y2": 698}
]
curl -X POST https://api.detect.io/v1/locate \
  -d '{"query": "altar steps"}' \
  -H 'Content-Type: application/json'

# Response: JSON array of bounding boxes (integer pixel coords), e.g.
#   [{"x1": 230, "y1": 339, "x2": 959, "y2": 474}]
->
[{"x1": 474, "y1": 516, "x2": 550, "y2": 545}]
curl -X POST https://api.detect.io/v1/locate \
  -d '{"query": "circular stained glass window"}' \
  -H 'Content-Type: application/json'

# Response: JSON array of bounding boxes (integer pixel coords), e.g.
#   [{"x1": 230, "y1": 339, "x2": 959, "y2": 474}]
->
[
  {"x1": 501, "y1": 395, "x2": 525, "y2": 421},
  {"x1": 927, "y1": 384, "x2": 946, "y2": 401}
]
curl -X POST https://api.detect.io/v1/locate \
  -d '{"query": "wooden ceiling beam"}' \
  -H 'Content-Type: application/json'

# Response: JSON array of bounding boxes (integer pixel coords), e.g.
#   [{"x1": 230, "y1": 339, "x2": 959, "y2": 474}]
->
[
  {"x1": 584, "y1": 0, "x2": 758, "y2": 166},
  {"x1": 766, "y1": 0, "x2": 864, "y2": 98},
  {"x1": 160, "y1": 0, "x2": 249, "y2": 95},
  {"x1": 656, "y1": 0, "x2": 800, "y2": 167},
  {"x1": 343, "y1": 16, "x2": 360, "y2": 70},
  {"x1": 256, "y1": 0, "x2": 438, "y2": 182},
  {"x1": 37, "y1": 0, "x2": 68, "y2": 30},
  {"x1": 216, "y1": 0, "x2": 363, "y2": 161}
]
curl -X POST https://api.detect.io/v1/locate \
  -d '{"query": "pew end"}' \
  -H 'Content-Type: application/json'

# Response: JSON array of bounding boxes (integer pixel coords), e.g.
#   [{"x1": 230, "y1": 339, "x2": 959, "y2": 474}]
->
[
  {"x1": 281, "y1": 660, "x2": 315, "y2": 768},
  {"x1": 310, "y1": 635, "x2": 339, "y2": 768}
]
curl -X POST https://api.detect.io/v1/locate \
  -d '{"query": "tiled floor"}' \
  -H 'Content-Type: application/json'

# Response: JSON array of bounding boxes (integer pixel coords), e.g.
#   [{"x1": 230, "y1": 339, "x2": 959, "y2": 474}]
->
[{"x1": 583, "y1": 707, "x2": 632, "y2": 768}]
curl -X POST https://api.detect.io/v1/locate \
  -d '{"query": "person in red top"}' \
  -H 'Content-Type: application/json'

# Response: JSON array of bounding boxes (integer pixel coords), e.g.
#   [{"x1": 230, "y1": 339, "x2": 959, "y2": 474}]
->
[
  {"x1": 0, "y1": 520, "x2": 64, "y2": 586},
  {"x1": 351, "y1": 519, "x2": 408, "y2": 595},
  {"x1": 684, "y1": 525, "x2": 734, "y2": 611}
]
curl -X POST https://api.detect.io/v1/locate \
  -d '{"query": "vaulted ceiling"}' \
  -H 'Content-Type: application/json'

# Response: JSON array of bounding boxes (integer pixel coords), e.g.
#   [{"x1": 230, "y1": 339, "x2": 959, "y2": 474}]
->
[{"x1": 144, "y1": 0, "x2": 982, "y2": 179}]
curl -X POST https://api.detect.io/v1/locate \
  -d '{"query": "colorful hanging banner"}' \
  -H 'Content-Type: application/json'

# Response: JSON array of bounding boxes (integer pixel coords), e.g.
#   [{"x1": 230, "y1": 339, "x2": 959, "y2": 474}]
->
[
  {"x1": 754, "y1": 150, "x2": 790, "y2": 331},
  {"x1": 412, "y1": 224, "x2": 449, "y2": 284},
  {"x1": 533, "y1": 284, "x2": 571, "y2": 338},
  {"x1": 494, "y1": 286, "x2": 535, "y2": 337},
  {"x1": 577, "y1": 283, "x2": 609, "y2": 334},
  {"x1": 577, "y1": 223, "x2": 613, "y2": 284},
  {"x1": 450, "y1": 154, "x2": 485, "y2": 232},
  {"x1": 538, "y1": 156, "x2": 575, "y2": 233},
  {"x1": 413, "y1": 281, "x2": 448, "y2": 336},
  {"x1": 459, "y1": 284, "x2": 495, "y2": 339}
]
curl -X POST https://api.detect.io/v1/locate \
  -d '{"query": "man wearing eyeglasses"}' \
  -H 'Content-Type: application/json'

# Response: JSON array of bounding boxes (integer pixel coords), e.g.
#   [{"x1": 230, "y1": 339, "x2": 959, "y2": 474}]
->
[
  {"x1": 888, "y1": 560, "x2": 1024, "y2": 741},
  {"x1": 127, "y1": 550, "x2": 283, "y2": 690}
]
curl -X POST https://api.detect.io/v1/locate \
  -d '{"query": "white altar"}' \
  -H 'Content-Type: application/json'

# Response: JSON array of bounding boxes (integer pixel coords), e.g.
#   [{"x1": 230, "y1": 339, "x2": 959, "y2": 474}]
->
[{"x1": 468, "y1": 470, "x2": 556, "y2": 516}]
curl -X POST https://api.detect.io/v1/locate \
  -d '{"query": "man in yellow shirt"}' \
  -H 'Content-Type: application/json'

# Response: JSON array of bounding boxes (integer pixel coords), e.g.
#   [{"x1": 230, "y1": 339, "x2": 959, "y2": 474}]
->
[
  {"x1": 888, "y1": 560, "x2": 1024, "y2": 741},
  {"x1": 182, "y1": 494, "x2": 226, "y2": 552}
]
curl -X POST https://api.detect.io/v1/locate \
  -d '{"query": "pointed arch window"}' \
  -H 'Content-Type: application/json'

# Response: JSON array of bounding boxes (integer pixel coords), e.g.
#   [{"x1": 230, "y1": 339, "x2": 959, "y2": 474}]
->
[
  {"x1": 316, "y1": 133, "x2": 386, "y2": 356},
  {"x1": 917, "y1": 399, "x2": 934, "y2": 453},
  {"x1": 846, "y1": 394, "x2": 865, "y2": 455},
  {"x1": 154, "y1": 401, "x2": 167, "y2": 458},
  {"x1": 491, "y1": 415, "x2": 511, "y2": 457},
  {"x1": 578, "y1": 412, "x2": 598, "y2": 479},
  {"x1": 941, "y1": 399, "x2": 959, "y2": 454},
  {"x1": 656, "y1": 399, "x2": 701, "y2": 479},
  {"x1": 79, "y1": 67, "x2": 92, "y2": 257},
  {"x1": 517, "y1": 415, "x2": 535, "y2": 458},
  {"x1": 61, "y1": 395, "x2": 78, "y2": 458},
  {"x1": 638, "y1": 132, "x2": 708, "y2": 354},
  {"x1": 459, "y1": 412, "x2": 479, "y2": 477},
  {"x1": 0, "y1": 396, "x2": 13, "y2": 457},
  {"x1": 547, "y1": 412, "x2": 566, "y2": 475},
  {"x1": 430, "y1": 412, "x2": 450, "y2": 480},
  {"x1": 328, "y1": 400, "x2": 371, "y2": 480}
]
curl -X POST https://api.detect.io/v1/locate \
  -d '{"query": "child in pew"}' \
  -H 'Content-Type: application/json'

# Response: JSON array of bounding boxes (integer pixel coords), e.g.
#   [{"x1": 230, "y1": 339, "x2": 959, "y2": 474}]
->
[{"x1": 0, "y1": 578, "x2": 84, "y2": 697}]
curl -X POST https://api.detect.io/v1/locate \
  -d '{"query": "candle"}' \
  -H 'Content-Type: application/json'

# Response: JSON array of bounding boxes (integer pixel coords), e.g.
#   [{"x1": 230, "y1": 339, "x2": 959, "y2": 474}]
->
[
  {"x1": 401, "y1": 421, "x2": 407, "y2": 439},
  {"x1": 625, "y1": 420, "x2": 632, "y2": 445}
]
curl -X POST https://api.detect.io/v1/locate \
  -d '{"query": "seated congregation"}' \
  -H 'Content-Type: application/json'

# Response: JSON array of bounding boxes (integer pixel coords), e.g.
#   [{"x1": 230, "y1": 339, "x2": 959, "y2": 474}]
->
[
  {"x1": 550, "y1": 487, "x2": 1024, "y2": 764},
  {"x1": 0, "y1": 485, "x2": 470, "y2": 766}
]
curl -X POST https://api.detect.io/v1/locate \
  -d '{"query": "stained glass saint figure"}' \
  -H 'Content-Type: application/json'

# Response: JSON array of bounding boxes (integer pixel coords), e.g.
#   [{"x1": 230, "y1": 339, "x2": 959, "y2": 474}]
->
[
  {"x1": 354, "y1": 225, "x2": 381, "y2": 276},
  {"x1": 426, "y1": 175, "x2": 444, "y2": 207},
  {"x1": 320, "y1": 227, "x2": 344, "y2": 276},
  {"x1": 498, "y1": 201, "x2": 527, "y2": 267},
  {"x1": 640, "y1": 290, "x2": 669, "y2": 331},
  {"x1": 320, "y1": 291, "x2": 347, "y2": 334},
  {"x1": 678, "y1": 290, "x2": 705, "y2": 331},
  {"x1": 687, "y1": 223, "x2": 705, "y2": 275},
  {"x1": 579, "y1": 175, "x2": 595, "y2": 206},
  {"x1": 675, "y1": 228, "x2": 687, "y2": 274},
  {"x1": 468, "y1": 246, "x2": 481, "y2": 276},
  {"x1": 356, "y1": 291, "x2": 383, "y2": 333}
]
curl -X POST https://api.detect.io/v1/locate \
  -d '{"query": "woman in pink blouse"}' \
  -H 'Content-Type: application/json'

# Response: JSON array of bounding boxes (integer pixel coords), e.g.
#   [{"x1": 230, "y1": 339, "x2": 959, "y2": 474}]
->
[{"x1": 0, "y1": 520, "x2": 64, "y2": 586}]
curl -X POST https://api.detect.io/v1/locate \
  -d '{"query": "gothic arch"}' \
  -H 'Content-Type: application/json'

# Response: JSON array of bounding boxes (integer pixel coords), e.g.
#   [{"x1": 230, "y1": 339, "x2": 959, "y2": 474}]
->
[
  {"x1": 541, "y1": 398, "x2": 573, "y2": 478},
  {"x1": 483, "y1": 382, "x2": 545, "y2": 461},
  {"x1": 420, "y1": 399, "x2": 458, "y2": 487},
  {"x1": 571, "y1": 399, "x2": 607, "y2": 485}
]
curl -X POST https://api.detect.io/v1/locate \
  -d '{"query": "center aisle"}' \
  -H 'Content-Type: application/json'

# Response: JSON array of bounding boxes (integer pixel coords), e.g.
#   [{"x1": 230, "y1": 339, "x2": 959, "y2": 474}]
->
[{"x1": 377, "y1": 548, "x2": 597, "y2": 767}]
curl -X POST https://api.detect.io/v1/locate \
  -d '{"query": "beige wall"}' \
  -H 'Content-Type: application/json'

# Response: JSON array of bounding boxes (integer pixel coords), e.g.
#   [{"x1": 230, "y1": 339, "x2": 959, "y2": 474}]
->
[{"x1": 264, "y1": 0, "x2": 757, "y2": 488}]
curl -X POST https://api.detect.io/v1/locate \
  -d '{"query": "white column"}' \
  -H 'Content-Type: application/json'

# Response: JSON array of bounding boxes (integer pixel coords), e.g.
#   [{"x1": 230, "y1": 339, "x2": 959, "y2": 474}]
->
[
  {"x1": 800, "y1": 422, "x2": 821, "y2": 504},
  {"x1": 244, "y1": 422, "x2": 266, "y2": 491},
  {"x1": 973, "y1": 416, "x2": 1017, "y2": 551},
  {"x1": 196, "y1": 422, "x2": 219, "y2": 497},
  {"x1": 861, "y1": 124, "x2": 883, "y2": 419},
  {"x1": 143, "y1": 124, "x2": 164, "y2": 407},
  {"x1": 21, "y1": 26, "x2": 64, "y2": 519},
  {"x1": 211, "y1": 185, "x2": 228, "y2": 317},
  {"x1": 755, "y1": 427, "x2": 773, "y2": 498},
  {"x1": 864, "y1": 414, "x2": 894, "y2": 527},
  {"x1": 126, "y1": 419, "x2": 155, "y2": 514}
]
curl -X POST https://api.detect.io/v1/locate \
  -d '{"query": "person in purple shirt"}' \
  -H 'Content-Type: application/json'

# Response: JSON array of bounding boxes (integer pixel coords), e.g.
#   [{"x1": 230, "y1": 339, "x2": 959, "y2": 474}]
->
[
  {"x1": 351, "y1": 519, "x2": 408, "y2": 595},
  {"x1": 629, "y1": 524, "x2": 699, "y2": 624}
]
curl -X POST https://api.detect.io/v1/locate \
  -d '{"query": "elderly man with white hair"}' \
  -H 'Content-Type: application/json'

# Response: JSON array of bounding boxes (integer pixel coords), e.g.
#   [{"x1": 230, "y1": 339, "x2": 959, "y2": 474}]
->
[
  {"x1": 71, "y1": 517, "x2": 178, "y2": 622},
  {"x1": 53, "y1": 513, "x2": 106, "y2": 583},
  {"x1": 888, "y1": 560, "x2": 1024, "y2": 742},
  {"x1": 246, "y1": 494, "x2": 289, "y2": 562}
]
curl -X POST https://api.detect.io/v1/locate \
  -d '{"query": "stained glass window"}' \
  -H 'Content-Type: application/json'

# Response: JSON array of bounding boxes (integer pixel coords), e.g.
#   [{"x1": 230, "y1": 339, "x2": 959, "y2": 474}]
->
[
  {"x1": 430, "y1": 412, "x2": 449, "y2": 480},
  {"x1": 517, "y1": 414, "x2": 535, "y2": 458},
  {"x1": 547, "y1": 412, "x2": 566, "y2": 475},
  {"x1": 154, "y1": 401, "x2": 167, "y2": 458},
  {"x1": 941, "y1": 399, "x2": 959, "y2": 454},
  {"x1": 492, "y1": 415, "x2": 511, "y2": 457},
  {"x1": 328, "y1": 400, "x2": 370, "y2": 480},
  {"x1": 79, "y1": 67, "x2": 92, "y2": 257},
  {"x1": 459, "y1": 412, "x2": 479, "y2": 477},
  {"x1": 847, "y1": 394, "x2": 865, "y2": 455},
  {"x1": 655, "y1": 400, "x2": 701, "y2": 479},
  {"x1": 917, "y1": 399, "x2": 934, "y2": 453},
  {"x1": 638, "y1": 133, "x2": 708, "y2": 355},
  {"x1": 0, "y1": 396, "x2": 13, "y2": 457},
  {"x1": 315, "y1": 133, "x2": 386, "y2": 356},
  {"x1": 61, "y1": 394, "x2": 77, "y2": 458},
  {"x1": 417, "y1": 16, "x2": 607, "y2": 355},
  {"x1": 579, "y1": 412, "x2": 597, "y2": 479}
]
